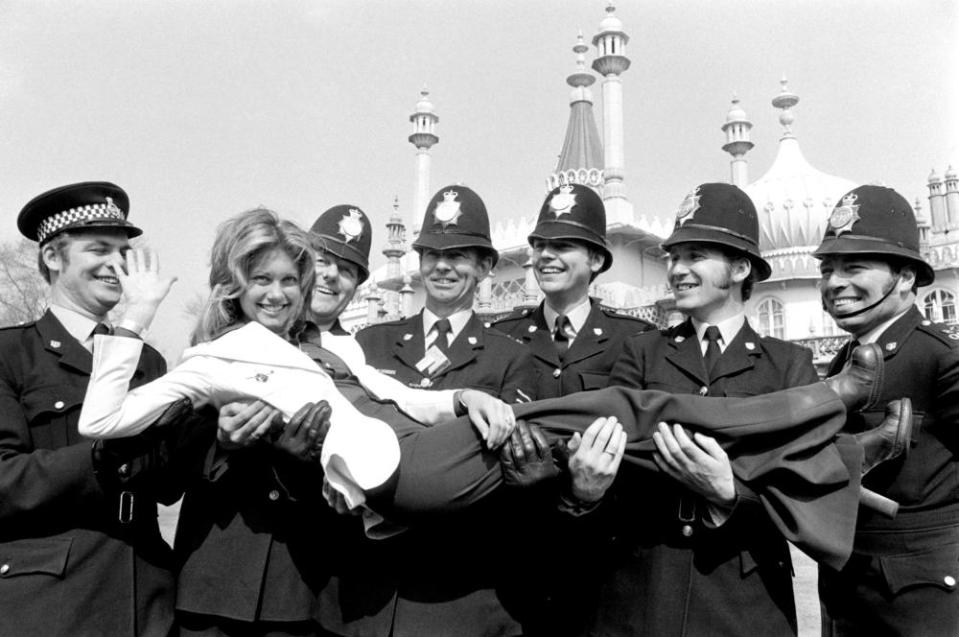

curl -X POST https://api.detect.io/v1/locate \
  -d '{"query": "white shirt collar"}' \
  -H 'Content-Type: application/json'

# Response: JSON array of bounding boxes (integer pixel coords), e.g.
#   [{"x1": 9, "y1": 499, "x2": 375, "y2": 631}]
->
[
  {"x1": 543, "y1": 297, "x2": 592, "y2": 336},
  {"x1": 422, "y1": 308, "x2": 473, "y2": 343},
  {"x1": 856, "y1": 306, "x2": 912, "y2": 345},
  {"x1": 49, "y1": 304, "x2": 105, "y2": 347},
  {"x1": 690, "y1": 313, "x2": 746, "y2": 354}
]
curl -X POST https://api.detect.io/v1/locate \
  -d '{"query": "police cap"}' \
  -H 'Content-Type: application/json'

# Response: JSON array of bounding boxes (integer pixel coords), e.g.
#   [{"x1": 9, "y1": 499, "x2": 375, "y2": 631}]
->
[
  {"x1": 18, "y1": 181, "x2": 141, "y2": 245},
  {"x1": 309, "y1": 205, "x2": 372, "y2": 283},
  {"x1": 661, "y1": 182, "x2": 771, "y2": 281},
  {"x1": 812, "y1": 185, "x2": 934, "y2": 287},
  {"x1": 528, "y1": 184, "x2": 612, "y2": 273},
  {"x1": 413, "y1": 185, "x2": 498, "y2": 266}
]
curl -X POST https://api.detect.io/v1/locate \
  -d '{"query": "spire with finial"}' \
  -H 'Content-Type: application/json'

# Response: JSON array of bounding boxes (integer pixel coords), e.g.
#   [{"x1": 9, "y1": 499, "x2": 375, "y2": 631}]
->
[
  {"x1": 383, "y1": 195, "x2": 407, "y2": 279},
  {"x1": 721, "y1": 94, "x2": 754, "y2": 187},
  {"x1": 409, "y1": 86, "x2": 439, "y2": 235},
  {"x1": 772, "y1": 76, "x2": 799, "y2": 139},
  {"x1": 548, "y1": 31, "x2": 605, "y2": 191}
]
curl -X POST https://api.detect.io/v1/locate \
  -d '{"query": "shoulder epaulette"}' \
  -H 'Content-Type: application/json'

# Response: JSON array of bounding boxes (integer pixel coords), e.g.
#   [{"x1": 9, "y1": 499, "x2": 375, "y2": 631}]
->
[
  {"x1": 491, "y1": 308, "x2": 532, "y2": 324},
  {"x1": 919, "y1": 319, "x2": 959, "y2": 346},
  {"x1": 0, "y1": 320, "x2": 36, "y2": 332}
]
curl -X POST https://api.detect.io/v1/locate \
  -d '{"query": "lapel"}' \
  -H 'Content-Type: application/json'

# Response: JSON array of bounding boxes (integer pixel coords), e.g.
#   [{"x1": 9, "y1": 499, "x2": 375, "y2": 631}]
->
[
  {"x1": 36, "y1": 310, "x2": 92, "y2": 376},
  {"x1": 710, "y1": 320, "x2": 762, "y2": 381},
  {"x1": 665, "y1": 320, "x2": 709, "y2": 386},
  {"x1": 521, "y1": 304, "x2": 561, "y2": 368},
  {"x1": 563, "y1": 302, "x2": 610, "y2": 367},
  {"x1": 392, "y1": 313, "x2": 428, "y2": 372},
  {"x1": 432, "y1": 313, "x2": 484, "y2": 380}
]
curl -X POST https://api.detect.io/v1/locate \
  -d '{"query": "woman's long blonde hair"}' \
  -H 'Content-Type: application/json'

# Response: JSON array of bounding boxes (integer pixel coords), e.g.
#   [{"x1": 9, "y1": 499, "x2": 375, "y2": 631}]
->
[{"x1": 191, "y1": 207, "x2": 315, "y2": 345}]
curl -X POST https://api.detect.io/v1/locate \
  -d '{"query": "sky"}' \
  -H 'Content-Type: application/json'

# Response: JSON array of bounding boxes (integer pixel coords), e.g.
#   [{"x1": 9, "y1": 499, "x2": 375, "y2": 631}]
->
[{"x1": 0, "y1": 0, "x2": 956, "y2": 360}]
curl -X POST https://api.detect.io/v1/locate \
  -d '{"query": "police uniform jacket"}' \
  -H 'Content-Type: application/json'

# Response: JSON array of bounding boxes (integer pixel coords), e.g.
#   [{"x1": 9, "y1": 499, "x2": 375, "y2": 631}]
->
[
  {"x1": 819, "y1": 306, "x2": 959, "y2": 636},
  {"x1": 0, "y1": 310, "x2": 174, "y2": 637},
  {"x1": 334, "y1": 313, "x2": 537, "y2": 637},
  {"x1": 592, "y1": 318, "x2": 818, "y2": 637},
  {"x1": 493, "y1": 300, "x2": 653, "y2": 399},
  {"x1": 356, "y1": 310, "x2": 536, "y2": 402}
]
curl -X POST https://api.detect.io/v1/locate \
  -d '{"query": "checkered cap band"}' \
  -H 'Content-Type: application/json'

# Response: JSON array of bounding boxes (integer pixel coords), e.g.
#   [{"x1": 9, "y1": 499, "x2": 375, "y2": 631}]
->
[{"x1": 36, "y1": 200, "x2": 126, "y2": 243}]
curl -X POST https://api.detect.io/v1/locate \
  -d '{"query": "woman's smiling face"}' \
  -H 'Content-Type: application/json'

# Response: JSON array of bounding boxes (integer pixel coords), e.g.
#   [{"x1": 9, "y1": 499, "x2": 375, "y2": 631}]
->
[{"x1": 239, "y1": 247, "x2": 304, "y2": 335}]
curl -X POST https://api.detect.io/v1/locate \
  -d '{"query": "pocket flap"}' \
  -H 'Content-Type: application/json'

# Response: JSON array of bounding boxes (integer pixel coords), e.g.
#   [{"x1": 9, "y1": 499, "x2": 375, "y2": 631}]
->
[
  {"x1": 879, "y1": 543, "x2": 959, "y2": 595},
  {"x1": 579, "y1": 371, "x2": 608, "y2": 391},
  {"x1": 0, "y1": 537, "x2": 72, "y2": 578}
]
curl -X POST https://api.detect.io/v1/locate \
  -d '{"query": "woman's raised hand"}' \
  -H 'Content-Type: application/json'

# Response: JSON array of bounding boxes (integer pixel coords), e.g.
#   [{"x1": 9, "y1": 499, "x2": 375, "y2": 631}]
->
[{"x1": 111, "y1": 248, "x2": 177, "y2": 334}]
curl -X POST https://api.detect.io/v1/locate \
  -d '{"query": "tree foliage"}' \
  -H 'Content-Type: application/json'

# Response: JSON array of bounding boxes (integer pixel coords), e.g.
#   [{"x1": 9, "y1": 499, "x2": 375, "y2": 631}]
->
[{"x1": 0, "y1": 239, "x2": 47, "y2": 326}]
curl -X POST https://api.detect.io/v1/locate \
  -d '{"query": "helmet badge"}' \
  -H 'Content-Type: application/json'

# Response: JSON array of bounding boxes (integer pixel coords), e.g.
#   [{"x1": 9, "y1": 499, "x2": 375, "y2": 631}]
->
[
  {"x1": 338, "y1": 208, "x2": 365, "y2": 243},
  {"x1": 549, "y1": 185, "x2": 577, "y2": 218},
  {"x1": 828, "y1": 192, "x2": 861, "y2": 237},
  {"x1": 433, "y1": 190, "x2": 463, "y2": 228},
  {"x1": 675, "y1": 186, "x2": 701, "y2": 227}
]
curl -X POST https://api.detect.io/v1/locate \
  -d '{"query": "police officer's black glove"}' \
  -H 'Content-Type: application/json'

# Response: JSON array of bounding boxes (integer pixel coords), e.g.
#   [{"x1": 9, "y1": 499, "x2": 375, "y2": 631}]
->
[
  {"x1": 91, "y1": 397, "x2": 196, "y2": 499},
  {"x1": 499, "y1": 420, "x2": 560, "y2": 487}
]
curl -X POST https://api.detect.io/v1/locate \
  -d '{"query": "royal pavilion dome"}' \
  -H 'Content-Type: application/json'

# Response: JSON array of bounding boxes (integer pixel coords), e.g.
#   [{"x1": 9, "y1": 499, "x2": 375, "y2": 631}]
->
[{"x1": 743, "y1": 79, "x2": 856, "y2": 280}]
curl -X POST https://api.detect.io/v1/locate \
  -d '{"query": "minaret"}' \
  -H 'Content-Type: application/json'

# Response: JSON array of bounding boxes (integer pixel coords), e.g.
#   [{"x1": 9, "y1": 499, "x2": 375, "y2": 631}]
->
[
  {"x1": 408, "y1": 88, "x2": 439, "y2": 235},
  {"x1": 382, "y1": 196, "x2": 407, "y2": 279},
  {"x1": 721, "y1": 95, "x2": 754, "y2": 187},
  {"x1": 548, "y1": 32, "x2": 605, "y2": 192},
  {"x1": 591, "y1": 2, "x2": 631, "y2": 218},
  {"x1": 915, "y1": 197, "x2": 931, "y2": 247},
  {"x1": 928, "y1": 168, "x2": 945, "y2": 232},
  {"x1": 944, "y1": 165, "x2": 959, "y2": 229}
]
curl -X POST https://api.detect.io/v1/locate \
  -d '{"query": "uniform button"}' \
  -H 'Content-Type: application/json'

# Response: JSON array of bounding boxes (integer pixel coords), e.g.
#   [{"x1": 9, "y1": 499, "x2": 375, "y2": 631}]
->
[
  {"x1": 0, "y1": 564, "x2": 9, "y2": 575},
  {"x1": 553, "y1": 368, "x2": 561, "y2": 378},
  {"x1": 698, "y1": 386, "x2": 708, "y2": 396},
  {"x1": 118, "y1": 463, "x2": 130, "y2": 477},
  {"x1": 681, "y1": 524, "x2": 694, "y2": 537},
  {"x1": 945, "y1": 575, "x2": 956, "y2": 588},
  {"x1": 268, "y1": 489, "x2": 280, "y2": 501},
  {"x1": 54, "y1": 400, "x2": 65, "y2": 410}
]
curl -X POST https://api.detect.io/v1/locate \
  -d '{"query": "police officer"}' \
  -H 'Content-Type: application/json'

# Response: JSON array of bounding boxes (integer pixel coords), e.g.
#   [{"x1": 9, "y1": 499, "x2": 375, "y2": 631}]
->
[
  {"x1": 494, "y1": 183, "x2": 653, "y2": 399},
  {"x1": 814, "y1": 185, "x2": 959, "y2": 636},
  {"x1": 0, "y1": 182, "x2": 176, "y2": 636},
  {"x1": 306, "y1": 196, "x2": 533, "y2": 637},
  {"x1": 358, "y1": 186, "x2": 536, "y2": 405},
  {"x1": 590, "y1": 183, "x2": 819, "y2": 636}
]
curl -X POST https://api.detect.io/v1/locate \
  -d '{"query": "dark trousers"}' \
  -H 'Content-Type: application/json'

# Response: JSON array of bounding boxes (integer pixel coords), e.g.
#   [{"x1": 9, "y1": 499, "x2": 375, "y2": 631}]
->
[{"x1": 377, "y1": 382, "x2": 861, "y2": 569}]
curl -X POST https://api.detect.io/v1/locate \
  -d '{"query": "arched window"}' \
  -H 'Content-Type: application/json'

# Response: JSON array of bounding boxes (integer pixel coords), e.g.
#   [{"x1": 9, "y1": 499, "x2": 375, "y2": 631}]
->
[
  {"x1": 756, "y1": 297, "x2": 785, "y2": 339},
  {"x1": 922, "y1": 289, "x2": 957, "y2": 324}
]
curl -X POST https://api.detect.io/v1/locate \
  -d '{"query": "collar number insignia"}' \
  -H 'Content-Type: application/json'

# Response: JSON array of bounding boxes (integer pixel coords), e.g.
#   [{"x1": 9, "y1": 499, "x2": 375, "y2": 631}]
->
[
  {"x1": 433, "y1": 190, "x2": 463, "y2": 228},
  {"x1": 548, "y1": 185, "x2": 577, "y2": 218},
  {"x1": 338, "y1": 209, "x2": 365, "y2": 243},
  {"x1": 828, "y1": 193, "x2": 861, "y2": 236},
  {"x1": 675, "y1": 187, "x2": 701, "y2": 227}
]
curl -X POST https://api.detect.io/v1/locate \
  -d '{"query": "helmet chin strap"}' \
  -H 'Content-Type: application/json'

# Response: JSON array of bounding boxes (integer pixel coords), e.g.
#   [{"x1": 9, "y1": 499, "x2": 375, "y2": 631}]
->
[{"x1": 827, "y1": 274, "x2": 900, "y2": 319}]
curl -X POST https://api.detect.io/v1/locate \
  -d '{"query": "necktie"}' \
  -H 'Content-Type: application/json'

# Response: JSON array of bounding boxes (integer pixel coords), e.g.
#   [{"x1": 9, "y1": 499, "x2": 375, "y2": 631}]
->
[
  {"x1": 703, "y1": 325, "x2": 722, "y2": 378},
  {"x1": 432, "y1": 318, "x2": 452, "y2": 356},
  {"x1": 553, "y1": 315, "x2": 571, "y2": 358},
  {"x1": 93, "y1": 323, "x2": 112, "y2": 336}
]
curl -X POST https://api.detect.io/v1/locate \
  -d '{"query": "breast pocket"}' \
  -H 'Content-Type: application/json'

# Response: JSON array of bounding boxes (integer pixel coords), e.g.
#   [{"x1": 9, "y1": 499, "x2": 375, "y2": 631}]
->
[
  {"x1": 20, "y1": 385, "x2": 84, "y2": 449},
  {"x1": 0, "y1": 537, "x2": 72, "y2": 580}
]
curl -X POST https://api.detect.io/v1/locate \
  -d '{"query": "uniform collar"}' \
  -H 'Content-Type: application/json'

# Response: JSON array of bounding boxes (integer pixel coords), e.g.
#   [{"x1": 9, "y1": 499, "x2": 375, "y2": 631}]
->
[
  {"x1": 422, "y1": 307, "x2": 472, "y2": 342},
  {"x1": 690, "y1": 312, "x2": 745, "y2": 353},
  {"x1": 856, "y1": 306, "x2": 913, "y2": 345},
  {"x1": 49, "y1": 304, "x2": 105, "y2": 347},
  {"x1": 543, "y1": 297, "x2": 592, "y2": 336}
]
